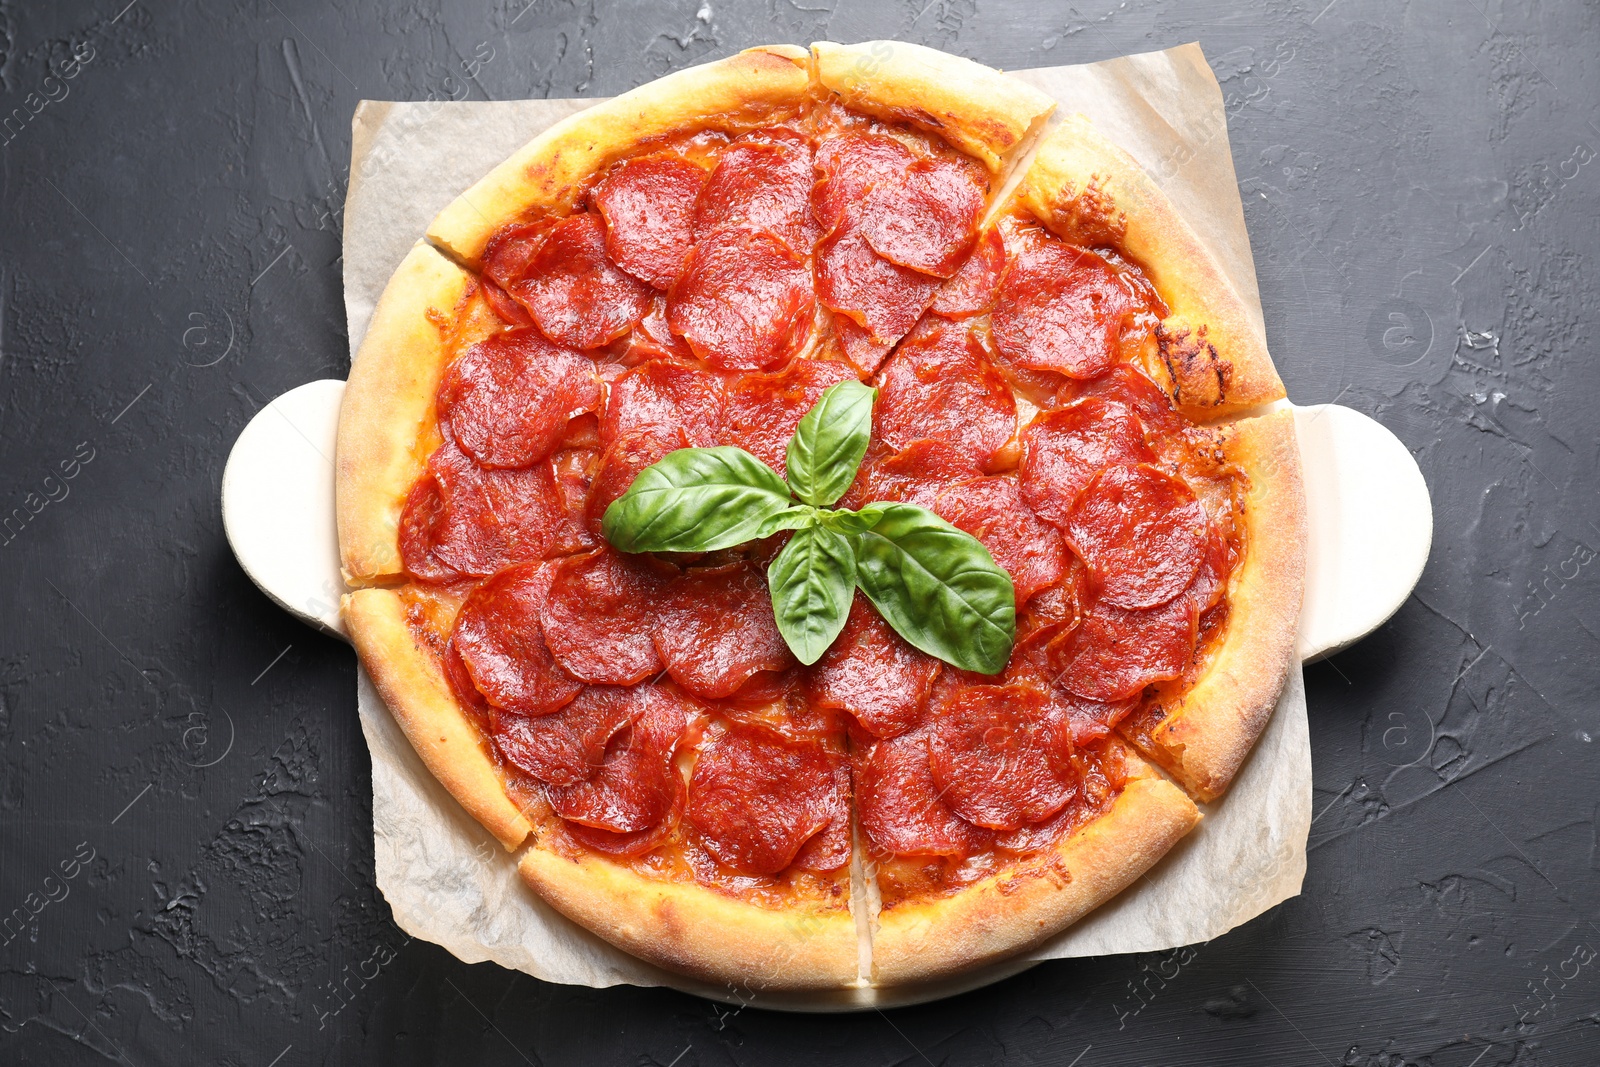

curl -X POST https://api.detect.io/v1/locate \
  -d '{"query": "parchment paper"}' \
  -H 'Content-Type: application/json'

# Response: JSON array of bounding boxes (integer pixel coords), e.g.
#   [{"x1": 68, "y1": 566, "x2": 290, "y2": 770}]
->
[{"x1": 342, "y1": 42, "x2": 1311, "y2": 1008}]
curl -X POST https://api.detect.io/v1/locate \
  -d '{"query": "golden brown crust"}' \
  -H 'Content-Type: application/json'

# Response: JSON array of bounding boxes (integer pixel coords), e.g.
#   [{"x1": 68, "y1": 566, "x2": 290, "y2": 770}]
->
[
  {"x1": 426, "y1": 45, "x2": 812, "y2": 267},
  {"x1": 336, "y1": 243, "x2": 502, "y2": 583},
  {"x1": 871, "y1": 758, "x2": 1201, "y2": 985},
  {"x1": 1020, "y1": 114, "x2": 1285, "y2": 420},
  {"x1": 1128, "y1": 409, "x2": 1307, "y2": 802},
  {"x1": 517, "y1": 845, "x2": 860, "y2": 990},
  {"x1": 343, "y1": 588, "x2": 533, "y2": 850},
  {"x1": 811, "y1": 40, "x2": 1055, "y2": 173}
]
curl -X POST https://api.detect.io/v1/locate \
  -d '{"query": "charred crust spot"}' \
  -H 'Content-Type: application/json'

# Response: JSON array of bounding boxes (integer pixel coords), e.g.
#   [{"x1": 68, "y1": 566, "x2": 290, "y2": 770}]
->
[
  {"x1": 1046, "y1": 175, "x2": 1127, "y2": 249},
  {"x1": 1156, "y1": 321, "x2": 1234, "y2": 408}
]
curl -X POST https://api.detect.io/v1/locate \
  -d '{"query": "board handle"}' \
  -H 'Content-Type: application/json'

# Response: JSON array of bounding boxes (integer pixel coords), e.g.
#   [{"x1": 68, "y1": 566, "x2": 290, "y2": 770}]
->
[{"x1": 221, "y1": 383, "x2": 1433, "y2": 660}]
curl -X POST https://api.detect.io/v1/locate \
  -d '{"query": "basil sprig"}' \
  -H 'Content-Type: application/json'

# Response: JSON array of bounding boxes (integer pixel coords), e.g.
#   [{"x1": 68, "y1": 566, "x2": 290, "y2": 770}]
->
[{"x1": 601, "y1": 380, "x2": 1016, "y2": 672}]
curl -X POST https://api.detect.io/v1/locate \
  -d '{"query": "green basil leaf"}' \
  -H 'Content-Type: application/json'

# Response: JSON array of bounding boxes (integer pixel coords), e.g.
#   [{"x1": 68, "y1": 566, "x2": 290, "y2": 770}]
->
[
  {"x1": 602, "y1": 446, "x2": 794, "y2": 553},
  {"x1": 768, "y1": 522, "x2": 857, "y2": 665},
  {"x1": 818, "y1": 503, "x2": 887, "y2": 536},
  {"x1": 850, "y1": 502, "x2": 1016, "y2": 674},
  {"x1": 784, "y1": 380, "x2": 877, "y2": 507},
  {"x1": 754, "y1": 504, "x2": 819, "y2": 538}
]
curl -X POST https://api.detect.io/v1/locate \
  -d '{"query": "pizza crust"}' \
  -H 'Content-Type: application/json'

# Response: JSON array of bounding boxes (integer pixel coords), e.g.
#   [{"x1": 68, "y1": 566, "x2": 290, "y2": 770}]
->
[
  {"x1": 1124, "y1": 408, "x2": 1307, "y2": 802},
  {"x1": 343, "y1": 587, "x2": 534, "y2": 851},
  {"x1": 1019, "y1": 114, "x2": 1285, "y2": 420},
  {"x1": 811, "y1": 41, "x2": 1056, "y2": 173},
  {"x1": 337, "y1": 243, "x2": 503, "y2": 583},
  {"x1": 518, "y1": 842, "x2": 860, "y2": 990},
  {"x1": 870, "y1": 756, "x2": 1201, "y2": 985},
  {"x1": 426, "y1": 45, "x2": 812, "y2": 267}
]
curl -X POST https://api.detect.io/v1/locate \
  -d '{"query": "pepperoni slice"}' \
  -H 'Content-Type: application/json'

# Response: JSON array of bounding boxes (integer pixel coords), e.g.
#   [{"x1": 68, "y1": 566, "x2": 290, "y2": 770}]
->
[
  {"x1": 694, "y1": 140, "x2": 815, "y2": 252},
  {"x1": 416, "y1": 429, "x2": 567, "y2": 577},
  {"x1": 593, "y1": 153, "x2": 705, "y2": 290},
  {"x1": 812, "y1": 133, "x2": 916, "y2": 235},
  {"x1": 854, "y1": 439, "x2": 979, "y2": 512},
  {"x1": 452, "y1": 562, "x2": 582, "y2": 715},
  {"x1": 931, "y1": 227, "x2": 1006, "y2": 318},
  {"x1": 654, "y1": 565, "x2": 795, "y2": 698},
  {"x1": 815, "y1": 220, "x2": 941, "y2": 347},
  {"x1": 601, "y1": 359, "x2": 725, "y2": 448},
  {"x1": 481, "y1": 276, "x2": 535, "y2": 327},
  {"x1": 1064, "y1": 363, "x2": 1185, "y2": 438},
  {"x1": 1019, "y1": 398, "x2": 1154, "y2": 528},
  {"x1": 547, "y1": 446, "x2": 602, "y2": 556},
  {"x1": 857, "y1": 730, "x2": 990, "y2": 857},
  {"x1": 859, "y1": 157, "x2": 985, "y2": 278},
  {"x1": 927, "y1": 684, "x2": 1079, "y2": 831},
  {"x1": 547, "y1": 686, "x2": 689, "y2": 834},
  {"x1": 492, "y1": 685, "x2": 647, "y2": 786},
  {"x1": 831, "y1": 315, "x2": 894, "y2": 376},
  {"x1": 586, "y1": 430, "x2": 687, "y2": 533},
  {"x1": 667, "y1": 228, "x2": 815, "y2": 371},
  {"x1": 540, "y1": 548, "x2": 667, "y2": 685},
  {"x1": 791, "y1": 758, "x2": 852, "y2": 872},
  {"x1": 481, "y1": 219, "x2": 555, "y2": 292},
  {"x1": 686, "y1": 722, "x2": 843, "y2": 876},
  {"x1": 1066, "y1": 465, "x2": 1208, "y2": 609},
  {"x1": 1186, "y1": 522, "x2": 1230, "y2": 613},
  {"x1": 804, "y1": 594, "x2": 940, "y2": 739},
  {"x1": 438, "y1": 330, "x2": 601, "y2": 469},
  {"x1": 932, "y1": 477, "x2": 1067, "y2": 605},
  {"x1": 503, "y1": 212, "x2": 652, "y2": 350},
  {"x1": 992, "y1": 236, "x2": 1143, "y2": 378},
  {"x1": 442, "y1": 637, "x2": 489, "y2": 728},
  {"x1": 726, "y1": 358, "x2": 858, "y2": 476},
  {"x1": 1052, "y1": 596, "x2": 1198, "y2": 702},
  {"x1": 398, "y1": 475, "x2": 461, "y2": 583},
  {"x1": 872, "y1": 320, "x2": 1016, "y2": 469},
  {"x1": 624, "y1": 295, "x2": 696, "y2": 363}
]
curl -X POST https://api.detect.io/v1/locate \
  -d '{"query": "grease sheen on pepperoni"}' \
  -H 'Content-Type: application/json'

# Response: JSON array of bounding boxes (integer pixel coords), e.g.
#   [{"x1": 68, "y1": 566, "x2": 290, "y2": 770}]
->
[
  {"x1": 492, "y1": 685, "x2": 647, "y2": 786},
  {"x1": 858, "y1": 157, "x2": 986, "y2": 278},
  {"x1": 1065, "y1": 363, "x2": 1184, "y2": 438},
  {"x1": 667, "y1": 228, "x2": 815, "y2": 371},
  {"x1": 601, "y1": 359, "x2": 725, "y2": 448},
  {"x1": 505, "y1": 212, "x2": 652, "y2": 349},
  {"x1": 1066, "y1": 464, "x2": 1208, "y2": 609},
  {"x1": 452, "y1": 562, "x2": 582, "y2": 715},
  {"x1": 992, "y1": 238, "x2": 1140, "y2": 378},
  {"x1": 726, "y1": 357, "x2": 858, "y2": 476},
  {"x1": 686, "y1": 722, "x2": 843, "y2": 876},
  {"x1": 831, "y1": 315, "x2": 895, "y2": 376},
  {"x1": 860, "y1": 439, "x2": 983, "y2": 510},
  {"x1": 594, "y1": 153, "x2": 706, "y2": 290},
  {"x1": 857, "y1": 730, "x2": 990, "y2": 858},
  {"x1": 540, "y1": 548, "x2": 666, "y2": 685},
  {"x1": 932, "y1": 476, "x2": 1067, "y2": 605},
  {"x1": 872, "y1": 320, "x2": 1016, "y2": 469},
  {"x1": 927, "y1": 684, "x2": 1079, "y2": 831},
  {"x1": 804, "y1": 594, "x2": 940, "y2": 739},
  {"x1": 1053, "y1": 595, "x2": 1198, "y2": 702},
  {"x1": 694, "y1": 140, "x2": 815, "y2": 252},
  {"x1": 812, "y1": 133, "x2": 916, "y2": 235},
  {"x1": 790, "y1": 759, "x2": 852, "y2": 872},
  {"x1": 546, "y1": 687, "x2": 689, "y2": 835},
  {"x1": 1019, "y1": 398, "x2": 1154, "y2": 528},
  {"x1": 438, "y1": 329, "x2": 600, "y2": 469},
  {"x1": 654, "y1": 565, "x2": 795, "y2": 698},
  {"x1": 931, "y1": 226, "x2": 1007, "y2": 319},
  {"x1": 412, "y1": 429, "x2": 567, "y2": 577},
  {"x1": 815, "y1": 220, "x2": 942, "y2": 346}
]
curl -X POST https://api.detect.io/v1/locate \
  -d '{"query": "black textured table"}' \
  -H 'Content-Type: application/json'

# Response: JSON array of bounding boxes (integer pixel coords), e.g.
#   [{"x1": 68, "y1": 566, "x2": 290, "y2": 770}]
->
[{"x1": 3, "y1": 2, "x2": 1597, "y2": 1064}]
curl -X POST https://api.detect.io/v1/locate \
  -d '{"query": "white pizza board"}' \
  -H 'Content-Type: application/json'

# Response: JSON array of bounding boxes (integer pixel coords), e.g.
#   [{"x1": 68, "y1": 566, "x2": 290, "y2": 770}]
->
[{"x1": 221, "y1": 382, "x2": 1431, "y2": 662}]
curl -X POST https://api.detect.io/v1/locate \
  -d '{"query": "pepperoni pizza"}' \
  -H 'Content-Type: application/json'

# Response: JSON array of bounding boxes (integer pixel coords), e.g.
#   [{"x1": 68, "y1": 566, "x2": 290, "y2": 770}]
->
[{"x1": 337, "y1": 42, "x2": 1306, "y2": 990}]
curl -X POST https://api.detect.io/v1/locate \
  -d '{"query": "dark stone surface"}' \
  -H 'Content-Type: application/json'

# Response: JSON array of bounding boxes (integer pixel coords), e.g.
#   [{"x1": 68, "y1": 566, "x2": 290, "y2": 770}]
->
[{"x1": 1, "y1": 0, "x2": 1597, "y2": 1063}]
